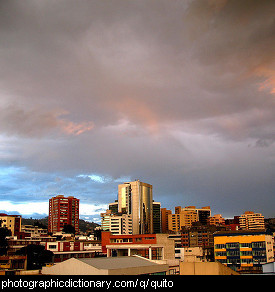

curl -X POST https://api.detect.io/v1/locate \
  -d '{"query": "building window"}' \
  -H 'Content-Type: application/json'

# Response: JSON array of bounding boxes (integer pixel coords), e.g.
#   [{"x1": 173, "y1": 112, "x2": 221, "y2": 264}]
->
[
  {"x1": 215, "y1": 244, "x2": 226, "y2": 249},
  {"x1": 240, "y1": 243, "x2": 252, "y2": 248},
  {"x1": 252, "y1": 242, "x2": 265, "y2": 249},
  {"x1": 48, "y1": 245, "x2": 57, "y2": 249},
  {"x1": 226, "y1": 243, "x2": 239, "y2": 249}
]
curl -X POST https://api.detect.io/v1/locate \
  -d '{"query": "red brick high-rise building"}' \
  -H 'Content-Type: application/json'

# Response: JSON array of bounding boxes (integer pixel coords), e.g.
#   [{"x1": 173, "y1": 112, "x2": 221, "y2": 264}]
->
[{"x1": 48, "y1": 195, "x2": 79, "y2": 234}]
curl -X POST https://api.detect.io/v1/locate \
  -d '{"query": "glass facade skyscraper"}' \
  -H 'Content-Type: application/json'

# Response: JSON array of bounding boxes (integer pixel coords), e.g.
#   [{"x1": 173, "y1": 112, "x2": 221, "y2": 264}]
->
[{"x1": 118, "y1": 180, "x2": 153, "y2": 234}]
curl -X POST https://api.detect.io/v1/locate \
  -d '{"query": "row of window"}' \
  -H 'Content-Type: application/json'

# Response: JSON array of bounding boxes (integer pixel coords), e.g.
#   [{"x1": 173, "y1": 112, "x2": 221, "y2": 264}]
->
[
  {"x1": 215, "y1": 242, "x2": 266, "y2": 249},
  {"x1": 215, "y1": 250, "x2": 266, "y2": 257},
  {"x1": 217, "y1": 258, "x2": 266, "y2": 264}
]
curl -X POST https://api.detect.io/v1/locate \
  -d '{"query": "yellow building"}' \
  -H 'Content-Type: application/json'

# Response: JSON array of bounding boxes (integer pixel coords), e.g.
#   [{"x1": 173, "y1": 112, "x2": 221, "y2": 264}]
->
[
  {"x1": 208, "y1": 214, "x2": 225, "y2": 226},
  {"x1": 168, "y1": 206, "x2": 211, "y2": 232},
  {"x1": 239, "y1": 211, "x2": 265, "y2": 230},
  {"x1": 0, "y1": 214, "x2": 21, "y2": 236},
  {"x1": 214, "y1": 230, "x2": 274, "y2": 274}
]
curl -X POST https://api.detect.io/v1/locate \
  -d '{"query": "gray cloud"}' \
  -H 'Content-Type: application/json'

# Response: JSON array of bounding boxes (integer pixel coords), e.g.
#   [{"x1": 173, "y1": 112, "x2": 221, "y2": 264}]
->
[{"x1": 0, "y1": 0, "x2": 274, "y2": 218}]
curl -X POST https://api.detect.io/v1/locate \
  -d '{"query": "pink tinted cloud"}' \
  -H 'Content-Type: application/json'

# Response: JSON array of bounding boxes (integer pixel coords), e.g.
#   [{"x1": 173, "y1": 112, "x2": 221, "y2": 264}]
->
[{"x1": 59, "y1": 119, "x2": 94, "y2": 136}]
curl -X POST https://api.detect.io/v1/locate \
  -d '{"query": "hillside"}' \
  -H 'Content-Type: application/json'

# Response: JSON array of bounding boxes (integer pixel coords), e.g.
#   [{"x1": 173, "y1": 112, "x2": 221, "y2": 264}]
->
[{"x1": 21, "y1": 217, "x2": 100, "y2": 233}]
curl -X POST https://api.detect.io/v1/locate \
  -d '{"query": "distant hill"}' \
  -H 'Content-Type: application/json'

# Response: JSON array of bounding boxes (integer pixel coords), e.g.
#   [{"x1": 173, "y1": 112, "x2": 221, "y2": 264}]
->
[
  {"x1": 265, "y1": 218, "x2": 275, "y2": 232},
  {"x1": 21, "y1": 217, "x2": 100, "y2": 233}
]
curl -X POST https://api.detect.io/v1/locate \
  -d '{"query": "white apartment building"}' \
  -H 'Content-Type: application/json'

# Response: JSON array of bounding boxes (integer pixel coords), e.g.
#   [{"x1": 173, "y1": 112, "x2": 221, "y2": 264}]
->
[{"x1": 101, "y1": 210, "x2": 132, "y2": 235}]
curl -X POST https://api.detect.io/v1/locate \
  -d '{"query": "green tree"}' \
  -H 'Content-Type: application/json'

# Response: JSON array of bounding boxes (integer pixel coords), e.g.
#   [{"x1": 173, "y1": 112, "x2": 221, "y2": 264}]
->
[
  {"x1": 62, "y1": 224, "x2": 75, "y2": 235},
  {"x1": 0, "y1": 220, "x2": 11, "y2": 255},
  {"x1": 16, "y1": 244, "x2": 53, "y2": 270}
]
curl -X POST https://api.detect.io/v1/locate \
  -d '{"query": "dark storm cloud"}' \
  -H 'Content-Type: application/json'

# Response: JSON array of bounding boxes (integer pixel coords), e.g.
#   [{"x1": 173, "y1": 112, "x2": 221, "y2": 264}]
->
[{"x1": 0, "y1": 0, "x2": 274, "y2": 218}]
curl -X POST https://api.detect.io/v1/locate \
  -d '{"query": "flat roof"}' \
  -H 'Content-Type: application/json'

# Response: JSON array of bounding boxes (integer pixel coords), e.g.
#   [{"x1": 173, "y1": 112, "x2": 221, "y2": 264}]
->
[
  {"x1": 78, "y1": 256, "x2": 160, "y2": 270},
  {"x1": 214, "y1": 229, "x2": 271, "y2": 236}
]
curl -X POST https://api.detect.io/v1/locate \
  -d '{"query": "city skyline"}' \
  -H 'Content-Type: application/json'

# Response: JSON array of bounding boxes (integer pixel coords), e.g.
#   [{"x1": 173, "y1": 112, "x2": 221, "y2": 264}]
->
[{"x1": 0, "y1": 0, "x2": 274, "y2": 221}]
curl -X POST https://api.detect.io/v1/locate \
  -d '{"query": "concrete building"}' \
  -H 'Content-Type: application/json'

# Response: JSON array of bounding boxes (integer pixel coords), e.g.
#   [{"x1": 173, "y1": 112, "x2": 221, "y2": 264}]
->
[
  {"x1": 48, "y1": 195, "x2": 79, "y2": 234},
  {"x1": 182, "y1": 247, "x2": 207, "y2": 262},
  {"x1": 21, "y1": 225, "x2": 48, "y2": 237},
  {"x1": 180, "y1": 261, "x2": 239, "y2": 275},
  {"x1": 239, "y1": 211, "x2": 265, "y2": 230},
  {"x1": 208, "y1": 214, "x2": 225, "y2": 226},
  {"x1": 101, "y1": 232, "x2": 175, "y2": 262},
  {"x1": 42, "y1": 256, "x2": 169, "y2": 275},
  {"x1": 44, "y1": 240, "x2": 102, "y2": 263},
  {"x1": 168, "y1": 206, "x2": 211, "y2": 232},
  {"x1": 167, "y1": 234, "x2": 210, "y2": 262},
  {"x1": 0, "y1": 214, "x2": 21, "y2": 236},
  {"x1": 224, "y1": 216, "x2": 240, "y2": 231},
  {"x1": 262, "y1": 262, "x2": 275, "y2": 274},
  {"x1": 161, "y1": 208, "x2": 172, "y2": 233},
  {"x1": 0, "y1": 255, "x2": 27, "y2": 275},
  {"x1": 101, "y1": 210, "x2": 133, "y2": 235},
  {"x1": 214, "y1": 229, "x2": 274, "y2": 274}
]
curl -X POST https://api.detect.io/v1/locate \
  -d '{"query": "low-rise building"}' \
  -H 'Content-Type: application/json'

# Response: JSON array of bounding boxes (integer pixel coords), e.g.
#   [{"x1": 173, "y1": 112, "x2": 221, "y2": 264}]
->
[
  {"x1": 180, "y1": 261, "x2": 239, "y2": 275},
  {"x1": 42, "y1": 256, "x2": 169, "y2": 275},
  {"x1": 262, "y1": 262, "x2": 275, "y2": 274},
  {"x1": 21, "y1": 225, "x2": 48, "y2": 237},
  {"x1": 44, "y1": 240, "x2": 102, "y2": 263},
  {"x1": 102, "y1": 232, "x2": 174, "y2": 260},
  {"x1": 0, "y1": 255, "x2": 27, "y2": 274}
]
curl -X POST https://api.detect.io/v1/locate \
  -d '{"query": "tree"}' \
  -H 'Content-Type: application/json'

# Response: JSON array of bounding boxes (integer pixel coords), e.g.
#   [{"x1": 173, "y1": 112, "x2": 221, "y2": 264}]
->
[
  {"x1": 62, "y1": 224, "x2": 75, "y2": 235},
  {"x1": 33, "y1": 220, "x2": 47, "y2": 229},
  {"x1": 0, "y1": 220, "x2": 11, "y2": 255},
  {"x1": 16, "y1": 244, "x2": 53, "y2": 270}
]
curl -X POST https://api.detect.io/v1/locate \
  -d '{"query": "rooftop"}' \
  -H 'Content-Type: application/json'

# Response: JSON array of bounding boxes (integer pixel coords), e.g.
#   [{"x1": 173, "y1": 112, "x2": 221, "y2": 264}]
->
[
  {"x1": 214, "y1": 229, "x2": 270, "y2": 236},
  {"x1": 78, "y1": 256, "x2": 158, "y2": 270}
]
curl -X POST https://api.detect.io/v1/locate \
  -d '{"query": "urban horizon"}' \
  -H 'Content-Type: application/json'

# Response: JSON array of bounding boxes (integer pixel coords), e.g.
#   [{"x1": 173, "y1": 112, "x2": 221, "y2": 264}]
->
[
  {"x1": 0, "y1": 1, "x2": 274, "y2": 223},
  {"x1": 2, "y1": 178, "x2": 273, "y2": 226}
]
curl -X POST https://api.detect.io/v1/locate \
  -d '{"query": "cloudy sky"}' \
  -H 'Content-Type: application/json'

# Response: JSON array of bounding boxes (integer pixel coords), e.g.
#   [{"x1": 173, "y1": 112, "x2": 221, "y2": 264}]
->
[{"x1": 0, "y1": 0, "x2": 274, "y2": 222}]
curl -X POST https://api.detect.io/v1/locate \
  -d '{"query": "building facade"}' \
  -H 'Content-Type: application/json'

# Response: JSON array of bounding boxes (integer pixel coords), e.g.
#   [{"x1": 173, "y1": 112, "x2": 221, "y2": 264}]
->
[
  {"x1": 214, "y1": 230, "x2": 274, "y2": 274},
  {"x1": 152, "y1": 201, "x2": 161, "y2": 234},
  {"x1": 101, "y1": 210, "x2": 133, "y2": 235},
  {"x1": 118, "y1": 180, "x2": 153, "y2": 234},
  {"x1": 44, "y1": 240, "x2": 102, "y2": 263},
  {"x1": 168, "y1": 206, "x2": 211, "y2": 232},
  {"x1": 239, "y1": 211, "x2": 265, "y2": 230},
  {"x1": 101, "y1": 232, "x2": 175, "y2": 263},
  {"x1": 48, "y1": 195, "x2": 80, "y2": 234},
  {"x1": 161, "y1": 208, "x2": 172, "y2": 233},
  {"x1": 208, "y1": 214, "x2": 225, "y2": 226},
  {"x1": 0, "y1": 214, "x2": 21, "y2": 236},
  {"x1": 21, "y1": 225, "x2": 48, "y2": 237}
]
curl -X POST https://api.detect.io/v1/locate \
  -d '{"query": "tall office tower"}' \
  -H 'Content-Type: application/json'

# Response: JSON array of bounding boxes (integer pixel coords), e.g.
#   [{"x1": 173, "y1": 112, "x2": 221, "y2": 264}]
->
[
  {"x1": 153, "y1": 201, "x2": 161, "y2": 234},
  {"x1": 118, "y1": 180, "x2": 153, "y2": 234},
  {"x1": 48, "y1": 195, "x2": 79, "y2": 234},
  {"x1": 161, "y1": 208, "x2": 172, "y2": 233},
  {"x1": 239, "y1": 211, "x2": 265, "y2": 230}
]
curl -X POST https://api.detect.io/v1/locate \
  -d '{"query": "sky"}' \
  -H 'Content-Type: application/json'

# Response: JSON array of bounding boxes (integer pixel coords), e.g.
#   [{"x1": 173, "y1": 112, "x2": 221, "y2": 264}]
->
[{"x1": 0, "y1": 0, "x2": 274, "y2": 222}]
